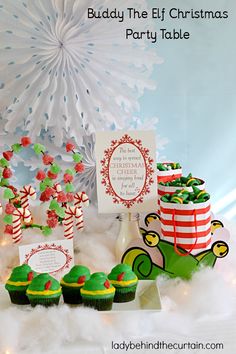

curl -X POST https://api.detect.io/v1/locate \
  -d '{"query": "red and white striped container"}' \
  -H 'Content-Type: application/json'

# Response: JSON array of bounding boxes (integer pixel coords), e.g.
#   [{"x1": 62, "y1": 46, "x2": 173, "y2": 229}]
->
[
  {"x1": 157, "y1": 178, "x2": 205, "y2": 213},
  {"x1": 157, "y1": 163, "x2": 182, "y2": 184},
  {"x1": 160, "y1": 199, "x2": 211, "y2": 255}
]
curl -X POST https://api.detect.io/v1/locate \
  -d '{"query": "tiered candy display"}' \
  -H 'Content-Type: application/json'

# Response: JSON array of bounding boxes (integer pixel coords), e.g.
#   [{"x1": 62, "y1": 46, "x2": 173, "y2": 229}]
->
[
  {"x1": 157, "y1": 163, "x2": 212, "y2": 254},
  {"x1": 0, "y1": 137, "x2": 89, "y2": 243},
  {"x1": 122, "y1": 162, "x2": 228, "y2": 280}
]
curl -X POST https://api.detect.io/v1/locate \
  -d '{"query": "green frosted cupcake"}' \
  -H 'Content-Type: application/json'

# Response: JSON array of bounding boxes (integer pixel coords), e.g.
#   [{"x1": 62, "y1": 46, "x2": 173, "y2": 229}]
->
[
  {"x1": 60, "y1": 265, "x2": 91, "y2": 304},
  {"x1": 5, "y1": 264, "x2": 37, "y2": 305},
  {"x1": 26, "y1": 273, "x2": 62, "y2": 307},
  {"x1": 81, "y1": 272, "x2": 115, "y2": 311},
  {"x1": 108, "y1": 264, "x2": 138, "y2": 303}
]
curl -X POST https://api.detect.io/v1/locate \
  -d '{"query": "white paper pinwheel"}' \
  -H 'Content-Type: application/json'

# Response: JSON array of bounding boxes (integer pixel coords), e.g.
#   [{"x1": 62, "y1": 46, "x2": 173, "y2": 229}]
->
[{"x1": 0, "y1": 0, "x2": 161, "y2": 145}]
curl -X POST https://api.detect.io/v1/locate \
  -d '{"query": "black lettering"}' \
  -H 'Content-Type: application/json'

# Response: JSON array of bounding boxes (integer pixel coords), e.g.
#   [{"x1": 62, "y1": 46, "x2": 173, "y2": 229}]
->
[
  {"x1": 223, "y1": 11, "x2": 229, "y2": 18},
  {"x1": 87, "y1": 8, "x2": 95, "y2": 19}
]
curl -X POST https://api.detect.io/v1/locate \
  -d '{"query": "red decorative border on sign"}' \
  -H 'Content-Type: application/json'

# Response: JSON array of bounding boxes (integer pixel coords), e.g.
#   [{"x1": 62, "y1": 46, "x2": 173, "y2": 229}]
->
[
  {"x1": 24, "y1": 243, "x2": 73, "y2": 274},
  {"x1": 100, "y1": 134, "x2": 154, "y2": 208}
]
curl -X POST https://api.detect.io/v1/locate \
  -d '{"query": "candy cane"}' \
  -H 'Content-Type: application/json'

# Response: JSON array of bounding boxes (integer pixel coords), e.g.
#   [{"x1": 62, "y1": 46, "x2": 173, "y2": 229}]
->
[
  {"x1": 19, "y1": 185, "x2": 36, "y2": 210},
  {"x1": 74, "y1": 191, "x2": 89, "y2": 207},
  {"x1": 12, "y1": 208, "x2": 32, "y2": 243},
  {"x1": 63, "y1": 206, "x2": 82, "y2": 239},
  {"x1": 53, "y1": 183, "x2": 62, "y2": 199},
  {"x1": 74, "y1": 192, "x2": 89, "y2": 231}
]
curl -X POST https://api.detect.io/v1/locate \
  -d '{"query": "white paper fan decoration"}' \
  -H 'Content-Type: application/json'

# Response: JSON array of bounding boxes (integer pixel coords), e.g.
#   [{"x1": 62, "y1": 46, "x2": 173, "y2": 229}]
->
[
  {"x1": 0, "y1": 0, "x2": 161, "y2": 145},
  {"x1": 38, "y1": 131, "x2": 97, "y2": 202}
]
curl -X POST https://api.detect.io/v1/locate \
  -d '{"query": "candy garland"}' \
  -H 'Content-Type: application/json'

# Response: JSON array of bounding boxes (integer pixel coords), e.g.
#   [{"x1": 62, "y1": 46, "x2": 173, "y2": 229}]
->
[
  {"x1": 0, "y1": 138, "x2": 62, "y2": 238},
  {"x1": 0, "y1": 137, "x2": 31, "y2": 190},
  {"x1": 0, "y1": 137, "x2": 88, "y2": 242},
  {"x1": 34, "y1": 141, "x2": 87, "y2": 238},
  {"x1": 161, "y1": 186, "x2": 210, "y2": 204}
]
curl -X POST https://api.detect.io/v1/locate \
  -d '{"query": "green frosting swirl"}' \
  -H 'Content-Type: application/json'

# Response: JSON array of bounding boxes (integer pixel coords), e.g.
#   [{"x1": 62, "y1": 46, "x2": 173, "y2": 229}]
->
[
  {"x1": 81, "y1": 272, "x2": 115, "y2": 299},
  {"x1": 90, "y1": 272, "x2": 107, "y2": 280},
  {"x1": 108, "y1": 264, "x2": 137, "y2": 287},
  {"x1": 61, "y1": 265, "x2": 90, "y2": 286},
  {"x1": 5, "y1": 264, "x2": 37, "y2": 291},
  {"x1": 26, "y1": 273, "x2": 61, "y2": 299}
]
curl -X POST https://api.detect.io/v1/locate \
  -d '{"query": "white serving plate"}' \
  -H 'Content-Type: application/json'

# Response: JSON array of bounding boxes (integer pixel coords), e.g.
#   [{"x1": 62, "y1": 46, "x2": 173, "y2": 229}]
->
[{"x1": 0, "y1": 280, "x2": 161, "y2": 312}]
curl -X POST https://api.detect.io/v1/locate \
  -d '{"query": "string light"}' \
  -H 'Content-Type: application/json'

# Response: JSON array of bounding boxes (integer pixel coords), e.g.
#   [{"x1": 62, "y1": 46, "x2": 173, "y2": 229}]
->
[{"x1": 1, "y1": 240, "x2": 9, "y2": 246}]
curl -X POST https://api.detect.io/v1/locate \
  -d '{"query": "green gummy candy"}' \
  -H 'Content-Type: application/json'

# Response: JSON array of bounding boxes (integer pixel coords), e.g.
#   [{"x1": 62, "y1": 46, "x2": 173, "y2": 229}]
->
[
  {"x1": 65, "y1": 183, "x2": 74, "y2": 193},
  {"x1": 43, "y1": 177, "x2": 53, "y2": 187},
  {"x1": 72, "y1": 153, "x2": 82, "y2": 163},
  {"x1": 175, "y1": 189, "x2": 182, "y2": 194},
  {"x1": 189, "y1": 193, "x2": 195, "y2": 201},
  {"x1": 3, "y1": 188, "x2": 15, "y2": 199},
  {"x1": 50, "y1": 163, "x2": 61, "y2": 174},
  {"x1": 194, "y1": 199, "x2": 205, "y2": 204},
  {"x1": 39, "y1": 181, "x2": 47, "y2": 192},
  {"x1": 181, "y1": 194, "x2": 189, "y2": 201},
  {"x1": 180, "y1": 177, "x2": 187, "y2": 184},
  {"x1": 65, "y1": 168, "x2": 76, "y2": 176},
  {"x1": 3, "y1": 214, "x2": 13, "y2": 224},
  {"x1": 49, "y1": 200, "x2": 59, "y2": 210},
  {"x1": 42, "y1": 226, "x2": 52, "y2": 236},
  {"x1": 192, "y1": 186, "x2": 201, "y2": 195},
  {"x1": 157, "y1": 163, "x2": 166, "y2": 171},
  {"x1": 11, "y1": 143, "x2": 22, "y2": 153},
  {"x1": 161, "y1": 196, "x2": 169, "y2": 202},
  {"x1": 55, "y1": 207, "x2": 65, "y2": 219},
  {"x1": 34, "y1": 143, "x2": 46, "y2": 155},
  {"x1": 187, "y1": 179, "x2": 199, "y2": 186},
  {"x1": 0, "y1": 158, "x2": 9, "y2": 168},
  {"x1": 171, "y1": 199, "x2": 182, "y2": 204},
  {"x1": 0, "y1": 178, "x2": 9, "y2": 187},
  {"x1": 39, "y1": 181, "x2": 46, "y2": 192}
]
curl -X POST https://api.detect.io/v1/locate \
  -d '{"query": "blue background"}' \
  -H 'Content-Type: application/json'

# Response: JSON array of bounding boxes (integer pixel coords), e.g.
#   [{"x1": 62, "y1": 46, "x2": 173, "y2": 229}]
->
[{"x1": 139, "y1": 0, "x2": 236, "y2": 219}]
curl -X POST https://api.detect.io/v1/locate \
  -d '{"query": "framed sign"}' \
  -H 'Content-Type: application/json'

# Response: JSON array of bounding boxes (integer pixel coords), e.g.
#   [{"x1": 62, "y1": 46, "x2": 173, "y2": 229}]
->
[
  {"x1": 95, "y1": 131, "x2": 157, "y2": 213},
  {"x1": 19, "y1": 239, "x2": 74, "y2": 280}
]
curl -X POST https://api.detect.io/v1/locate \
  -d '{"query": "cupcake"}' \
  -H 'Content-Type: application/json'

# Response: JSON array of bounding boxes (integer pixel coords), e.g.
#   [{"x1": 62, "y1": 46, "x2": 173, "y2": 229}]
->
[
  {"x1": 108, "y1": 264, "x2": 138, "y2": 303},
  {"x1": 5, "y1": 264, "x2": 37, "y2": 305},
  {"x1": 60, "y1": 265, "x2": 91, "y2": 304},
  {"x1": 26, "y1": 273, "x2": 62, "y2": 307},
  {"x1": 81, "y1": 272, "x2": 115, "y2": 311}
]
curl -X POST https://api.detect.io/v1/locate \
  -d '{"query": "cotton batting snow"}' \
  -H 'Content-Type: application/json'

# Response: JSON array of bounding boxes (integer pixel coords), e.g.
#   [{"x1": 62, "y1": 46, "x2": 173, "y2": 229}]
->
[{"x1": 0, "y1": 206, "x2": 236, "y2": 354}]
